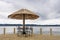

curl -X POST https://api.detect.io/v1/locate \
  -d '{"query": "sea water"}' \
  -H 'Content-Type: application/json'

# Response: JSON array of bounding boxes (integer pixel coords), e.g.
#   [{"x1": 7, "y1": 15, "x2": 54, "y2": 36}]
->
[{"x1": 0, "y1": 26, "x2": 60, "y2": 35}]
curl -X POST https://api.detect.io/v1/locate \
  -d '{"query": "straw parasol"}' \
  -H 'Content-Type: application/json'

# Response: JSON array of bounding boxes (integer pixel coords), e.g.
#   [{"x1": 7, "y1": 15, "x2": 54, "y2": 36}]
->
[{"x1": 8, "y1": 9, "x2": 39, "y2": 34}]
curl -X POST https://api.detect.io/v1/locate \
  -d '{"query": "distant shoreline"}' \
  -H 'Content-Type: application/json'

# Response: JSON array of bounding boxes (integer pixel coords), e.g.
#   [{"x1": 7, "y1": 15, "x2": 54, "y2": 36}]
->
[{"x1": 0, "y1": 24, "x2": 59, "y2": 27}]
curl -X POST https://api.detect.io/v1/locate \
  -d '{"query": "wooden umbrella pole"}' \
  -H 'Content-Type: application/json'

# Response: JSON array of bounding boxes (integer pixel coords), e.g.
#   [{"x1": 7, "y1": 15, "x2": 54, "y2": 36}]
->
[{"x1": 23, "y1": 14, "x2": 26, "y2": 34}]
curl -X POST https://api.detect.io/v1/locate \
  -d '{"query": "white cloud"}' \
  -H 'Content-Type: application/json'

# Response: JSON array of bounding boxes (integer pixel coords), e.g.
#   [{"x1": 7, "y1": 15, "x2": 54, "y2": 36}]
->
[
  {"x1": 0, "y1": 1, "x2": 15, "y2": 12},
  {"x1": 0, "y1": 0, "x2": 60, "y2": 19},
  {"x1": 26, "y1": 0, "x2": 60, "y2": 19},
  {"x1": 37, "y1": 19, "x2": 60, "y2": 25}
]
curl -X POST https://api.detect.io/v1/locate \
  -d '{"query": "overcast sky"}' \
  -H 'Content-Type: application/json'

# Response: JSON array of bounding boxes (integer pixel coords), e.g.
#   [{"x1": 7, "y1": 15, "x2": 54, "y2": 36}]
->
[{"x1": 0, "y1": 0, "x2": 60, "y2": 24}]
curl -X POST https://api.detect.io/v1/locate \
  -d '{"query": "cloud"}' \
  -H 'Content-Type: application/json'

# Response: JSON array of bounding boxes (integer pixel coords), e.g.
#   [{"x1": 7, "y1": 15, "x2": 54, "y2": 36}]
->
[
  {"x1": 0, "y1": 0, "x2": 60, "y2": 19},
  {"x1": 0, "y1": 1, "x2": 15, "y2": 12},
  {"x1": 1, "y1": 0, "x2": 60, "y2": 20},
  {"x1": 37, "y1": 19, "x2": 60, "y2": 25},
  {"x1": 25, "y1": 0, "x2": 60, "y2": 19},
  {"x1": 35, "y1": 0, "x2": 60, "y2": 19}
]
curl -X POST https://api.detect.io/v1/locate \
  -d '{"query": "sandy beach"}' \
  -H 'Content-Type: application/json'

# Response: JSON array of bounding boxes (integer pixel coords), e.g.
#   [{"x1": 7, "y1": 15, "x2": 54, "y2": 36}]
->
[{"x1": 0, "y1": 34, "x2": 60, "y2": 40}]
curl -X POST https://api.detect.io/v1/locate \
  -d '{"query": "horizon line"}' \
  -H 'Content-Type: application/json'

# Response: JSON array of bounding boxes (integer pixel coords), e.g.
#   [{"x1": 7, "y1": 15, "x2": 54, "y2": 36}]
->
[{"x1": 0, "y1": 24, "x2": 59, "y2": 27}]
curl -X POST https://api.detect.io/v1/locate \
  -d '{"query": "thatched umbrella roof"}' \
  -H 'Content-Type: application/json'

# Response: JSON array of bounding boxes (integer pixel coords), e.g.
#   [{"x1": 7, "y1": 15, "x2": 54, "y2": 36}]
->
[{"x1": 8, "y1": 9, "x2": 39, "y2": 20}]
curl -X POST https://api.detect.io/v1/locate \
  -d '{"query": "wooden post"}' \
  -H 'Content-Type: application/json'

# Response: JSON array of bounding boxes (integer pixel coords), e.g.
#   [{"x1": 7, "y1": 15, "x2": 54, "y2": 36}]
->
[
  {"x1": 40, "y1": 28, "x2": 42, "y2": 35},
  {"x1": 4, "y1": 28, "x2": 5, "y2": 35},
  {"x1": 50, "y1": 28, "x2": 52, "y2": 35},
  {"x1": 14, "y1": 28, "x2": 15, "y2": 34}
]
